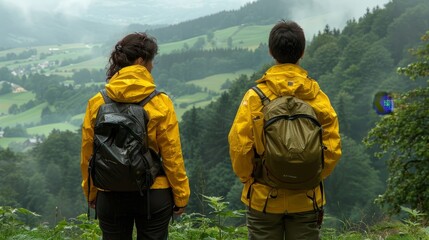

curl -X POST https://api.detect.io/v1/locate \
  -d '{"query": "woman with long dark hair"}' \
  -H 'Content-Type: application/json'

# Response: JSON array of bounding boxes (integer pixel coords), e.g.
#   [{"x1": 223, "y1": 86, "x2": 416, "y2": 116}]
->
[{"x1": 81, "y1": 32, "x2": 190, "y2": 240}]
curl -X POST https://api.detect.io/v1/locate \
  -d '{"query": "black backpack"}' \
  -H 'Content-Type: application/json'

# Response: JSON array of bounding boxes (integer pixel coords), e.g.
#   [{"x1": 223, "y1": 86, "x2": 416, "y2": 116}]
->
[{"x1": 88, "y1": 89, "x2": 163, "y2": 198}]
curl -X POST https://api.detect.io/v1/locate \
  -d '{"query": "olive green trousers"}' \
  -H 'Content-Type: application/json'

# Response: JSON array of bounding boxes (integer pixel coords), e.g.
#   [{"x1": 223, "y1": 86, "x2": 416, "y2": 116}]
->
[{"x1": 246, "y1": 207, "x2": 323, "y2": 240}]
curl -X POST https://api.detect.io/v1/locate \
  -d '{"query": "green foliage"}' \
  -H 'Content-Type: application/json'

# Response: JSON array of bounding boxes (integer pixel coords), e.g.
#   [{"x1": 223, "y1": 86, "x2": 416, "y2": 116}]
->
[
  {"x1": 0, "y1": 152, "x2": 27, "y2": 206},
  {"x1": 0, "y1": 67, "x2": 18, "y2": 82},
  {"x1": 170, "y1": 195, "x2": 247, "y2": 240},
  {"x1": 0, "y1": 206, "x2": 41, "y2": 235},
  {"x1": 0, "y1": 207, "x2": 101, "y2": 239},
  {"x1": 2, "y1": 125, "x2": 28, "y2": 138},
  {"x1": 72, "y1": 68, "x2": 103, "y2": 85},
  {"x1": 203, "y1": 195, "x2": 245, "y2": 239},
  {"x1": 400, "y1": 206, "x2": 426, "y2": 228},
  {"x1": 1, "y1": 203, "x2": 428, "y2": 239},
  {"x1": 0, "y1": 130, "x2": 85, "y2": 224},
  {"x1": 322, "y1": 209, "x2": 429, "y2": 240},
  {"x1": 324, "y1": 136, "x2": 383, "y2": 222},
  {"x1": 304, "y1": 29, "x2": 341, "y2": 79},
  {"x1": 385, "y1": 1, "x2": 429, "y2": 64},
  {"x1": 0, "y1": 196, "x2": 244, "y2": 240},
  {"x1": 8, "y1": 103, "x2": 19, "y2": 114},
  {"x1": 52, "y1": 214, "x2": 101, "y2": 239},
  {"x1": 0, "y1": 81, "x2": 12, "y2": 94},
  {"x1": 397, "y1": 31, "x2": 429, "y2": 80},
  {"x1": 364, "y1": 32, "x2": 429, "y2": 218}
]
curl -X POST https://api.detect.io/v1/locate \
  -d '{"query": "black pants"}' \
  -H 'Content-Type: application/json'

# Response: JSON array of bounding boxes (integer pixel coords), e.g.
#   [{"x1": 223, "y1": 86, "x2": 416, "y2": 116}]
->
[{"x1": 96, "y1": 189, "x2": 173, "y2": 240}]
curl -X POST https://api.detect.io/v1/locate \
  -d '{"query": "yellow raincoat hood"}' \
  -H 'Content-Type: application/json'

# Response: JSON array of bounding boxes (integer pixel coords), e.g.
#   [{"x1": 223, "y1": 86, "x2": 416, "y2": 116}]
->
[{"x1": 105, "y1": 65, "x2": 156, "y2": 103}]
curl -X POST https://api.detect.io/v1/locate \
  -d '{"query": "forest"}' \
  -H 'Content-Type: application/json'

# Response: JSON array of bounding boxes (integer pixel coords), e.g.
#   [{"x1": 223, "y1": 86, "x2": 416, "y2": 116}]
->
[{"x1": 0, "y1": 0, "x2": 429, "y2": 238}]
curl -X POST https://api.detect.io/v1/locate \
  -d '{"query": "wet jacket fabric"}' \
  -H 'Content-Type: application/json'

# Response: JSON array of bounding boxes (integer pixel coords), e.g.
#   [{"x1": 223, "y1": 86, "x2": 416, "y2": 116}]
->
[
  {"x1": 228, "y1": 63, "x2": 341, "y2": 214},
  {"x1": 81, "y1": 65, "x2": 190, "y2": 208}
]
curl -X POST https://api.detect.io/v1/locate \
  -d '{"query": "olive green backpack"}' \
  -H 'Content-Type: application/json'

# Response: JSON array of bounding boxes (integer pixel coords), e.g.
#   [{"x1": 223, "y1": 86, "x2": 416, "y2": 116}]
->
[{"x1": 252, "y1": 86, "x2": 325, "y2": 190}]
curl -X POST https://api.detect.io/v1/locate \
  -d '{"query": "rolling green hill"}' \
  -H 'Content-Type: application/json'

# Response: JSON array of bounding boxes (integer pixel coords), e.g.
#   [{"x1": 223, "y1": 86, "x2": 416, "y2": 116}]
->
[
  {"x1": 26, "y1": 123, "x2": 79, "y2": 135},
  {"x1": 0, "y1": 92, "x2": 35, "y2": 114},
  {"x1": 0, "y1": 22, "x2": 271, "y2": 139},
  {"x1": 0, "y1": 102, "x2": 47, "y2": 128},
  {"x1": 0, "y1": 24, "x2": 270, "y2": 78},
  {"x1": 0, "y1": 25, "x2": 266, "y2": 141},
  {"x1": 187, "y1": 69, "x2": 254, "y2": 92}
]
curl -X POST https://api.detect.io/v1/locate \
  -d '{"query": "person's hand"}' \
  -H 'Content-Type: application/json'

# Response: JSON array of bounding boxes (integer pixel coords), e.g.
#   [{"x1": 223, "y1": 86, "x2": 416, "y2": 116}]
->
[
  {"x1": 173, "y1": 206, "x2": 185, "y2": 216},
  {"x1": 88, "y1": 200, "x2": 96, "y2": 209}
]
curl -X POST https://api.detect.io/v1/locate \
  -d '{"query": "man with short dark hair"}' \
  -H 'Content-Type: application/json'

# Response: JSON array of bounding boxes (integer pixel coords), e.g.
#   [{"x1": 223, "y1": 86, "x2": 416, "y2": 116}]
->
[{"x1": 228, "y1": 20, "x2": 342, "y2": 239}]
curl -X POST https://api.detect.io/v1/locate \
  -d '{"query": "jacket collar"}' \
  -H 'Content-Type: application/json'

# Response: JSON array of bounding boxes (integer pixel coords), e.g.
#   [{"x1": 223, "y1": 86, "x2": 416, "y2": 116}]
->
[{"x1": 256, "y1": 64, "x2": 320, "y2": 100}]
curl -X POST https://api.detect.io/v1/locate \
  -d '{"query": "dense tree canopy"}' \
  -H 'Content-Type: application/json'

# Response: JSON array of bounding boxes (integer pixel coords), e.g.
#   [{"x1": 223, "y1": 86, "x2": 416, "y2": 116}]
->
[{"x1": 364, "y1": 32, "x2": 429, "y2": 218}]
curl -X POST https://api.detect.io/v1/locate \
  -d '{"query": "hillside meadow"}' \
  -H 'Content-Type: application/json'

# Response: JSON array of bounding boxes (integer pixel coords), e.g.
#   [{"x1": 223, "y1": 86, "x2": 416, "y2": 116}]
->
[
  {"x1": 0, "y1": 25, "x2": 267, "y2": 148},
  {"x1": 0, "y1": 91, "x2": 35, "y2": 114},
  {"x1": 0, "y1": 102, "x2": 46, "y2": 128},
  {"x1": 0, "y1": 24, "x2": 271, "y2": 78}
]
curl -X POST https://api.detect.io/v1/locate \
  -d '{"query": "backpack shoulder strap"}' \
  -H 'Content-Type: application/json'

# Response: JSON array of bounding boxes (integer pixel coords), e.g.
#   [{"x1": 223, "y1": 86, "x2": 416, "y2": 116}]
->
[
  {"x1": 138, "y1": 90, "x2": 163, "y2": 107},
  {"x1": 99, "y1": 89, "x2": 113, "y2": 104},
  {"x1": 251, "y1": 86, "x2": 270, "y2": 106}
]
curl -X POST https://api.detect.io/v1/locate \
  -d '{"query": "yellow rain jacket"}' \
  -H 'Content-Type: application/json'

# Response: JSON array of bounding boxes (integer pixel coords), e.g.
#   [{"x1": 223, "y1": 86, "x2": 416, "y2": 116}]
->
[
  {"x1": 228, "y1": 64, "x2": 341, "y2": 214},
  {"x1": 81, "y1": 65, "x2": 190, "y2": 208}
]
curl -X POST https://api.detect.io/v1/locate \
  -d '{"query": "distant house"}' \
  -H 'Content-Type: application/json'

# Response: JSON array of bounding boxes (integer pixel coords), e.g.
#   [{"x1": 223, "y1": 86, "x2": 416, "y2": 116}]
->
[
  {"x1": 23, "y1": 137, "x2": 43, "y2": 148},
  {"x1": 0, "y1": 81, "x2": 27, "y2": 93},
  {"x1": 11, "y1": 83, "x2": 26, "y2": 93},
  {"x1": 0, "y1": 131, "x2": 4, "y2": 138}
]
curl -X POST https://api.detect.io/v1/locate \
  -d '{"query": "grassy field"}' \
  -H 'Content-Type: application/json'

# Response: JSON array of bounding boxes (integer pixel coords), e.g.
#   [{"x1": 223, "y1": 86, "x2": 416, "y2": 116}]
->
[
  {"x1": 0, "y1": 102, "x2": 46, "y2": 128},
  {"x1": 175, "y1": 99, "x2": 215, "y2": 121},
  {"x1": 71, "y1": 113, "x2": 84, "y2": 122},
  {"x1": 187, "y1": 69, "x2": 254, "y2": 92},
  {"x1": 214, "y1": 25, "x2": 270, "y2": 50},
  {"x1": 0, "y1": 91, "x2": 35, "y2": 114},
  {"x1": 0, "y1": 45, "x2": 96, "y2": 66},
  {"x1": 27, "y1": 122, "x2": 79, "y2": 135},
  {"x1": 159, "y1": 24, "x2": 270, "y2": 54},
  {"x1": 0, "y1": 43, "x2": 98, "y2": 58},
  {"x1": 173, "y1": 92, "x2": 210, "y2": 106},
  {"x1": 54, "y1": 56, "x2": 107, "y2": 73},
  {"x1": 0, "y1": 137, "x2": 27, "y2": 149},
  {"x1": 0, "y1": 117, "x2": 80, "y2": 150},
  {"x1": 174, "y1": 68, "x2": 255, "y2": 120}
]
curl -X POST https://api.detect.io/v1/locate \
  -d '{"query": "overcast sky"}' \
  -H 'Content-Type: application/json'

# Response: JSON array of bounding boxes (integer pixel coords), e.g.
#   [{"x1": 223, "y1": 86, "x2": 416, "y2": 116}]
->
[{"x1": 1, "y1": 0, "x2": 391, "y2": 36}]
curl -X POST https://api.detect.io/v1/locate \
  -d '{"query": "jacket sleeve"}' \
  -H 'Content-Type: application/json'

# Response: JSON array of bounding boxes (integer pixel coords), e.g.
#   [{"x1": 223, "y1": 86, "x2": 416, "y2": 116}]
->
[
  {"x1": 228, "y1": 90, "x2": 260, "y2": 183},
  {"x1": 313, "y1": 91, "x2": 342, "y2": 179},
  {"x1": 156, "y1": 95, "x2": 190, "y2": 208},
  {"x1": 80, "y1": 98, "x2": 98, "y2": 203}
]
